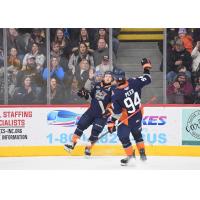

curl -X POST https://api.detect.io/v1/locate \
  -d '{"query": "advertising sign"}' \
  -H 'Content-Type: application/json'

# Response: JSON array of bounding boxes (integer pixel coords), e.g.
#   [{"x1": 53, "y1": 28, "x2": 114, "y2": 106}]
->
[
  {"x1": 0, "y1": 106, "x2": 180, "y2": 147},
  {"x1": 182, "y1": 109, "x2": 200, "y2": 145}
]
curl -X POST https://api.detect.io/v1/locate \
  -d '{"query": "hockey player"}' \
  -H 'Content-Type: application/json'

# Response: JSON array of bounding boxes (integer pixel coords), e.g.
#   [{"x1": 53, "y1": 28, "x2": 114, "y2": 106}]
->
[
  {"x1": 107, "y1": 58, "x2": 152, "y2": 166},
  {"x1": 64, "y1": 71, "x2": 114, "y2": 156}
]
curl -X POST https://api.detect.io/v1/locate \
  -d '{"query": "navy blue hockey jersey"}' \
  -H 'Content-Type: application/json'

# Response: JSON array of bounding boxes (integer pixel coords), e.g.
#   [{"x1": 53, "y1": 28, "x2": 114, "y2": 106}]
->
[
  {"x1": 89, "y1": 82, "x2": 115, "y2": 117},
  {"x1": 112, "y1": 73, "x2": 151, "y2": 127}
]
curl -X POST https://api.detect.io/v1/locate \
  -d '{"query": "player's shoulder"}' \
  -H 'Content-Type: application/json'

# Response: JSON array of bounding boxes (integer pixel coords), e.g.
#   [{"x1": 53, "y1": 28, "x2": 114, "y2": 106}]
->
[{"x1": 127, "y1": 77, "x2": 137, "y2": 84}]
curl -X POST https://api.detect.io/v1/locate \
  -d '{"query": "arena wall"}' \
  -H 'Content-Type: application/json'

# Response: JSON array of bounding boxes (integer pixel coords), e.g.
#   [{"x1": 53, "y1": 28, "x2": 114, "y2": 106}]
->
[{"x1": 0, "y1": 105, "x2": 200, "y2": 157}]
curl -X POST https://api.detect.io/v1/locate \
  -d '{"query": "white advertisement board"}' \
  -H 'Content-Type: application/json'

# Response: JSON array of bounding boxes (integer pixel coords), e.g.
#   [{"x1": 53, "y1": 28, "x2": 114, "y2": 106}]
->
[{"x1": 0, "y1": 106, "x2": 182, "y2": 147}]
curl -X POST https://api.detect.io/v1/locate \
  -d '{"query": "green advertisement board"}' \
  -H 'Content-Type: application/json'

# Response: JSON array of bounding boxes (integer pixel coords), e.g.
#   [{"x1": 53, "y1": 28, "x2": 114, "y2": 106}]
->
[{"x1": 182, "y1": 109, "x2": 200, "y2": 145}]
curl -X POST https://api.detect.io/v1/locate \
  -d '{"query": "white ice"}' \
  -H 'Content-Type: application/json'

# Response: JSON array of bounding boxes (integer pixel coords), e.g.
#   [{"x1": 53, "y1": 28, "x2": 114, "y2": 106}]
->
[{"x1": 0, "y1": 156, "x2": 200, "y2": 170}]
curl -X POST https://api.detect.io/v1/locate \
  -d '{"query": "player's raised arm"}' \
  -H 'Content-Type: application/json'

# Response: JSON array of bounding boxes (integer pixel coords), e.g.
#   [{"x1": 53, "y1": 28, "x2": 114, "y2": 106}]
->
[{"x1": 135, "y1": 58, "x2": 152, "y2": 88}]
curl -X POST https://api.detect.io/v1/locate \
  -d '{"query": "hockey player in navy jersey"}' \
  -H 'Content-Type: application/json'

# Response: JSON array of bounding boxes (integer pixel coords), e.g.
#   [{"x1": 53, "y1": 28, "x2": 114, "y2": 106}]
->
[
  {"x1": 64, "y1": 71, "x2": 115, "y2": 156},
  {"x1": 107, "y1": 58, "x2": 152, "y2": 166}
]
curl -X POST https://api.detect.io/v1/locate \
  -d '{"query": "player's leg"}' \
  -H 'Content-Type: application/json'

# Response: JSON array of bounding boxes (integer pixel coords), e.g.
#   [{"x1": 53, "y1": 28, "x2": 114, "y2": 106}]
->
[
  {"x1": 64, "y1": 110, "x2": 94, "y2": 153},
  {"x1": 131, "y1": 127, "x2": 147, "y2": 161},
  {"x1": 117, "y1": 124, "x2": 136, "y2": 166},
  {"x1": 84, "y1": 117, "x2": 107, "y2": 156}
]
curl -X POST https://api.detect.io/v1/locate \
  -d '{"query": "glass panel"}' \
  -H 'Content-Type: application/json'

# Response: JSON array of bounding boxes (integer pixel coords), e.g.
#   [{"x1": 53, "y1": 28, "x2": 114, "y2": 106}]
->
[
  {"x1": 48, "y1": 28, "x2": 121, "y2": 104},
  {"x1": 49, "y1": 28, "x2": 98, "y2": 104},
  {"x1": 166, "y1": 28, "x2": 199, "y2": 104},
  {"x1": 0, "y1": 28, "x2": 4, "y2": 104},
  {"x1": 115, "y1": 28, "x2": 164, "y2": 103},
  {"x1": 7, "y1": 28, "x2": 47, "y2": 104}
]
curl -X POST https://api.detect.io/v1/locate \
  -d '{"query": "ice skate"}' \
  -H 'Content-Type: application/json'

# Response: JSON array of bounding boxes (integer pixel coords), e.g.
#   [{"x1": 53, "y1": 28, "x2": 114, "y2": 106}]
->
[
  {"x1": 120, "y1": 150, "x2": 136, "y2": 166},
  {"x1": 139, "y1": 148, "x2": 147, "y2": 161},
  {"x1": 84, "y1": 147, "x2": 91, "y2": 157},
  {"x1": 64, "y1": 143, "x2": 75, "y2": 153}
]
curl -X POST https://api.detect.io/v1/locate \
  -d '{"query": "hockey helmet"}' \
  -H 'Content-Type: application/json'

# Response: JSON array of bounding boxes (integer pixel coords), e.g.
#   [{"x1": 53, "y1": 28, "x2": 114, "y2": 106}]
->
[
  {"x1": 113, "y1": 68, "x2": 126, "y2": 81},
  {"x1": 104, "y1": 70, "x2": 113, "y2": 77}
]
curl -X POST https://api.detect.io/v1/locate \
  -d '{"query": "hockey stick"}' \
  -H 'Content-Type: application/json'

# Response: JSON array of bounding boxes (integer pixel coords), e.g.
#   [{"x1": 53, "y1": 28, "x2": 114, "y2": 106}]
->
[{"x1": 91, "y1": 96, "x2": 157, "y2": 145}]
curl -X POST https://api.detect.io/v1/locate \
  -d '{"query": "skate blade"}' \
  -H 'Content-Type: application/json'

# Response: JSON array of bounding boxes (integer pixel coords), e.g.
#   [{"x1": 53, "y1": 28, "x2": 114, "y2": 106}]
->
[
  {"x1": 84, "y1": 154, "x2": 91, "y2": 159},
  {"x1": 120, "y1": 158, "x2": 136, "y2": 166},
  {"x1": 64, "y1": 146, "x2": 72, "y2": 153},
  {"x1": 121, "y1": 163, "x2": 128, "y2": 166},
  {"x1": 140, "y1": 157, "x2": 147, "y2": 162}
]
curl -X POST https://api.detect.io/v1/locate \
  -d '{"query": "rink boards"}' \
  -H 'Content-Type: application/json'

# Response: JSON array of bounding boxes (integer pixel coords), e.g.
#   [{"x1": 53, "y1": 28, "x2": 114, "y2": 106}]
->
[{"x1": 0, "y1": 105, "x2": 200, "y2": 157}]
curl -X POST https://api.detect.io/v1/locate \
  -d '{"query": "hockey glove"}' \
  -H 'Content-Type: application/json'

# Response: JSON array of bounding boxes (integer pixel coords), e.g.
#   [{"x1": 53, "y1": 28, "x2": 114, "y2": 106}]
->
[
  {"x1": 141, "y1": 58, "x2": 152, "y2": 70},
  {"x1": 77, "y1": 88, "x2": 89, "y2": 100},
  {"x1": 107, "y1": 120, "x2": 116, "y2": 134},
  {"x1": 102, "y1": 107, "x2": 113, "y2": 118}
]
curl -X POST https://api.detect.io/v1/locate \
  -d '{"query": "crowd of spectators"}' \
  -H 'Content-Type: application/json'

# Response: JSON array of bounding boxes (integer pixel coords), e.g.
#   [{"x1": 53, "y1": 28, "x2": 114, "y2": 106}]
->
[
  {"x1": 1, "y1": 28, "x2": 199, "y2": 105},
  {"x1": 167, "y1": 28, "x2": 200, "y2": 104},
  {"x1": 0, "y1": 28, "x2": 120, "y2": 104}
]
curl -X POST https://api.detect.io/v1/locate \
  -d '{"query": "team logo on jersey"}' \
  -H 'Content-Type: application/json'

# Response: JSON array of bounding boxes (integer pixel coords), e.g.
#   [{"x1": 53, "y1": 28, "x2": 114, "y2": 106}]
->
[
  {"x1": 95, "y1": 90, "x2": 107, "y2": 100},
  {"x1": 47, "y1": 110, "x2": 81, "y2": 127}
]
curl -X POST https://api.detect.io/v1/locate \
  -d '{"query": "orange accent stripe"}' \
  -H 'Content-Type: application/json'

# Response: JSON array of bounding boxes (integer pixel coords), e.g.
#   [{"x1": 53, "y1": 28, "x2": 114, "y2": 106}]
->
[
  {"x1": 72, "y1": 134, "x2": 80, "y2": 144},
  {"x1": 141, "y1": 106, "x2": 144, "y2": 116},
  {"x1": 86, "y1": 143, "x2": 94, "y2": 150},
  {"x1": 117, "y1": 81, "x2": 129, "y2": 89},
  {"x1": 124, "y1": 146, "x2": 133, "y2": 156},
  {"x1": 136, "y1": 142, "x2": 145, "y2": 150},
  {"x1": 119, "y1": 108, "x2": 128, "y2": 125}
]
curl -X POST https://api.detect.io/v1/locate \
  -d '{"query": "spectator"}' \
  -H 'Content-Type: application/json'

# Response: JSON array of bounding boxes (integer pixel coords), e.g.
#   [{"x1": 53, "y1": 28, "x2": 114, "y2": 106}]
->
[
  {"x1": 84, "y1": 69, "x2": 104, "y2": 91},
  {"x1": 43, "y1": 78, "x2": 65, "y2": 104},
  {"x1": 93, "y1": 28, "x2": 109, "y2": 50},
  {"x1": 76, "y1": 58, "x2": 90, "y2": 89},
  {"x1": 72, "y1": 28, "x2": 94, "y2": 52},
  {"x1": 194, "y1": 75, "x2": 200, "y2": 103},
  {"x1": 69, "y1": 76, "x2": 79, "y2": 103},
  {"x1": 167, "y1": 39, "x2": 192, "y2": 83},
  {"x1": 23, "y1": 43, "x2": 45, "y2": 73},
  {"x1": 12, "y1": 76, "x2": 42, "y2": 104},
  {"x1": 167, "y1": 72, "x2": 194, "y2": 104},
  {"x1": 7, "y1": 48, "x2": 22, "y2": 96},
  {"x1": 7, "y1": 28, "x2": 26, "y2": 62},
  {"x1": 93, "y1": 28, "x2": 120, "y2": 56},
  {"x1": 7, "y1": 47, "x2": 21, "y2": 69},
  {"x1": 27, "y1": 28, "x2": 46, "y2": 55},
  {"x1": 17, "y1": 55, "x2": 43, "y2": 89},
  {"x1": 50, "y1": 41, "x2": 68, "y2": 72},
  {"x1": 42, "y1": 57, "x2": 65, "y2": 83},
  {"x1": 93, "y1": 38, "x2": 116, "y2": 67},
  {"x1": 53, "y1": 28, "x2": 72, "y2": 57},
  {"x1": 178, "y1": 28, "x2": 193, "y2": 53},
  {"x1": 68, "y1": 42, "x2": 94, "y2": 80},
  {"x1": 95, "y1": 55, "x2": 113, "y2": 74},
  {"x1": 191, "y1": 41, "x2": 200, "y2": 73}
]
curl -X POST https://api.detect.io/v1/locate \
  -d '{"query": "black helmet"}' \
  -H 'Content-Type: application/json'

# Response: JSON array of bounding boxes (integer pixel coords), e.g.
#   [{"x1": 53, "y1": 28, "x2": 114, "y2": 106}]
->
[
  {"x1": 113, "y1": 68, "x2": 126, "y2": 81},
  {"x1": 104, "y1": 70, "x2": 113, "y2": 76}
]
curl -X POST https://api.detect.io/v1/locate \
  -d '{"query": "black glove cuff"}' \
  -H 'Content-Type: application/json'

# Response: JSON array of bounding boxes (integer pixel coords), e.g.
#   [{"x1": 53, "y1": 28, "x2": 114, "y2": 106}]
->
[{"x1": 144, "y1": 68, "x2": 150, "y2": 74}]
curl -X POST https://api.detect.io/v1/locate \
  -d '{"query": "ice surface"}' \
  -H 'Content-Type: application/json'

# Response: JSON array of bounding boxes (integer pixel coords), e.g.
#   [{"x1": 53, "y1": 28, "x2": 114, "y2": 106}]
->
[{"x1": 0, "y1": 156, "x2": 200, "y2": 170}]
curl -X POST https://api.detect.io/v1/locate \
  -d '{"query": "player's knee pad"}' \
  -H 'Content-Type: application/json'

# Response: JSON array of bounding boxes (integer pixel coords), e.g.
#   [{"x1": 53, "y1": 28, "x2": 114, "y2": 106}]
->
[
  {"x1": 93, "y1": 122, "x2": 105, "y2": 133},
  {"x1": 74, "y1": 125, "x2": 84, "y2": 137},
  {"x1": 118, "y1": 136, "x2": 132, "y2": 149},
  {"x1": 132, "y1": 130, "x2": 143, "y2": 143},
  {"x1": 75, "y1": 116, "x2": 92, "y2": 137},
  {"x1": 89, "y1": 123, "x2": 104, "y2": 142}
]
